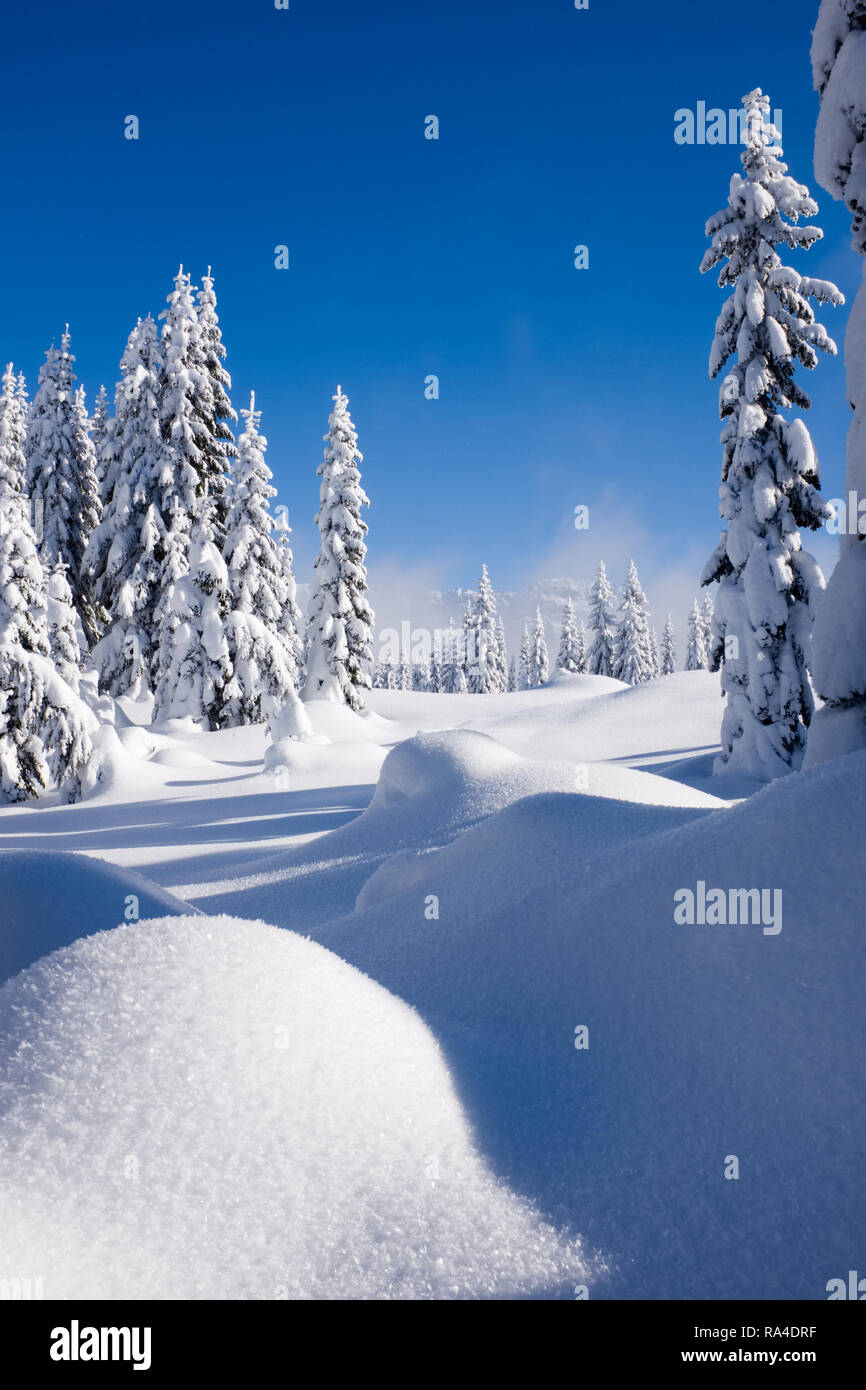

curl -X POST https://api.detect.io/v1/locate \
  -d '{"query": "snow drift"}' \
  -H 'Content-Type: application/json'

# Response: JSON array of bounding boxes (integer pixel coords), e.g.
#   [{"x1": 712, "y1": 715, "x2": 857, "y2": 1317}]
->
[{"x1": 0, "y1": 914, "x2": 600, "y2": 1299}]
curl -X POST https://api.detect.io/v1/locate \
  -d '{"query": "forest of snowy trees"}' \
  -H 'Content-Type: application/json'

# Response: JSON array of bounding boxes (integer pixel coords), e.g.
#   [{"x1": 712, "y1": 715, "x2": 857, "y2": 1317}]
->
[{"x1": 1, "y1": 0, "x2": 864, "y2": 801}]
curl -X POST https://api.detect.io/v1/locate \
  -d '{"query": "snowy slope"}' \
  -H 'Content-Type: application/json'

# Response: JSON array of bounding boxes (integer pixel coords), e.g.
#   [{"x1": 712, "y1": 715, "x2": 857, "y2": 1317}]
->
[
  {"x1": 316, "y1": 750, "x2": 866, "y2": 1299},
  {"x1": 0, "y1": 914, "x2": 601, "y2": 1300}
]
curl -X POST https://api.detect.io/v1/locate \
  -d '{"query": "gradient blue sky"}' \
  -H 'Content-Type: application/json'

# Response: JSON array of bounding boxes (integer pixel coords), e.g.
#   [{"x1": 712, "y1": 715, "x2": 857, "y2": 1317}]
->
[{"x1": 0, "y1": 0, "x2": 856, "y2": 625}]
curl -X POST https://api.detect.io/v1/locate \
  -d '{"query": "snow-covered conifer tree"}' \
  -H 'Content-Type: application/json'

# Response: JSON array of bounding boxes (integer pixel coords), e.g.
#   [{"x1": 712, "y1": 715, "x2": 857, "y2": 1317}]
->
[
  {"x1": 25, "y1": 330, "x2": 102, "y2": 645},
  {"x1": 274, "y1": 507, "x2": 304, "y2": 688},
  {"x1": 441, "y1": 618, "x2": 466, "y2": 693},
  {"x1": 152, "y1": 524, "x2": 232, "y2": 726},
  {"x1": 507, "y1": 655, "x2": 517, "y2": 691},
  {"x1": 557, "y1": 597, "x2": 583, "y2": 672},
  {"x1": 494, "y1": 614, "x2": 508, "y2": 692},
  {"x1": 700, "y1": 89, "x2": 843, "y2": 777},
  {"x1": 660, "y1": 614, "x2": 677, "y2": 675},
  {"x1": 217, "y1": 393, "x2": 300, "y2": 725},
  {"x1": 518, "y1": 622, "x2": 531, "y2": 689},
  {"x1": 612, "y1": 561, "x2": 655, "y2": 685},
  {"x1": 429, "y1": 641, "x2": 443, "y2": 694},
  {"x1": 157, "y1": 268, "x2": 213, "y2": 535},
  {"x1": 686, "y1": 598, "x2": 709, "y2": 671},
  {"x1": 89, "y1": 383, "x2": 113, "y2": 501},
  {"x1": 464, "y1": 565, "x2": 500, "y2": 693},
  {"x1": 304, "y1": 387, "x2": 374, "y2": 710},
  {"x1": 807, "y1": 5, "x2": 866, "y2": 763},
  {"x1": 412, "y1": 650, "x2": 431, "y2": 691},
  {"x1": 195, "y1": 269, "x2": 236, "y2": 539},
  {"x1": 46, "y1": 556, "x2": 83, "y2": 689},
  {"x1": 526, "y1": 607, "x2": 549, "y2": 687},
  {"x1": 0, "y1": 445, "x2": 92, "y2": 803},
  {"x1": 586, "y1": 561, "x2": 617, "y2": 676},
  {"x1": 0, "y1": 363, "x2": 27, "y2": 503},
  {"x1": 699, "y1": 590, "x2": 718, "y2": 671},
  {"x1": 88, "y1": 316, "x2": 165, "y2": 697}
]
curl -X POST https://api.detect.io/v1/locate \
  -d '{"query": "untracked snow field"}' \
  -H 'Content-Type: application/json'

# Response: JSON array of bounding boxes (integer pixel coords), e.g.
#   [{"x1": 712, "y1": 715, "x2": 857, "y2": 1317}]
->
[{"x1": 1, "y1": 672, "x2": 863, "y2": 1299}]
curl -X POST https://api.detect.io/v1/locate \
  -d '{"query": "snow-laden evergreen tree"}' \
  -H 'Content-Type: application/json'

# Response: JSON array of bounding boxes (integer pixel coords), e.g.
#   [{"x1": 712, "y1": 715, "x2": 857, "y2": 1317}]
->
[
  {"x1": 507, "y1": 655, "x2": 517, "y2": 691},
  {"x1": 660, "y1": 614, "x2": 677, "y2": 675},
  {"x1": 88, "y1": 316, "x2": 165, "y2": 697},
  {"x1": 412, "y1": 650, "x2": 431, "y2": 691},
  {"x1": 612, "y1": 561, "x2": 655, "y2": 685},
  {"x1": 217, "y1": 393, "x2": 300, "y2": 725},
  {"x1": 518, "y1": 622, "x2": 531, "y2": 689},
  {"x1": 441, "y1": 618, "x2": 465, "y2": 693},
  {"x1": 0, "y1": 454, "x2": 92, "y2": 803},
  {"x1": 157, "y1": 267, "x2": 214, "y2": 537},
  {"x1": 685, "y1": 598, "x2": 709, "y2": 671},
  {"x1": 379, "y1": 651, "x2": 398, "y2": 690},
  {"x1": 397, "y1": 654, "x2": 412, "y2": 690},
  {"x1": 575, "y1": 618, "x2": 587, "y2": 673},
  {"x1": 807, "y1": 4, "x2": 866, "y2": 764},
  {"x1": 699, "y1": 590, "x2": 717, "y2": 672},
  {"x1": 493, "y1": 614, "x2": 508, "y2": 692},
  {"x1": 274, "y1": 507, "x2": 304, "y2": 689},
  {"x1": 557, "y1": 597, "x2": 583, "y2": 672},
  {"x1": 0, "y1": 363, "x2": 27, "y2": 502},
  {"x1": 25, "y1": 329, "x2": 102, "y2": 645},
  {"x1": 304, "y1": 387, "x2": 374, "y2": 710},
  {"x1": 700, "y1": 89, "x2": 843, "y2": 778},
  {"x1": 195, "y1": 269, "x2": 236, "y2": 540},
  {"x1": 649, "y1": 626, "x2": 660, "y2": 677},
  {"x1": 526, "y1": 607, "x2": 549, "y2": 687},
  {"x1": 89, "y1": 383, "x2": 113, "y2": 501},
  {"x1": 464, "y1": 564, "x2": 500, "y2": 693},
  {"x1": 46, "y1": 556, "x2": 83, "y2": 689},
  {"x1": 429, "y1": 643, "x2": 443, "y2": 694},
  {"x1": 586, "y1": 560, "x2": 617, "y2": 676},
  {"x1": 152, "y1": 522, "x2": 232, "y2": 726}
]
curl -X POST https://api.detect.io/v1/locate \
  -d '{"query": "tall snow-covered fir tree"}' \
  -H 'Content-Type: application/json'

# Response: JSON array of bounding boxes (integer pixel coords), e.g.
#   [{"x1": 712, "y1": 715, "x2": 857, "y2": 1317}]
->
[
  {"x1": 518, "y1": 622, "x2": 531, "y2": 689},
  {"x1": 441, "y1": 618, "x2": 466, "y2": 693},
  {"x1": 0, "y1": 393, "x2": 92, "y2": 803},
  {"x1": 660, "y1": 614, "x2": 677, "y2": 675},
  {"x1": 526, "y1": 607, "x2": 549, "y2": 687},
  {"x1": 464, "y1": 564, "x2": 500, "y2": 693},
  {"x1": 557, "y1": 596, "x2": 585, "y2": 672},
  {"x1": 0, "y1": 363, "x2": 27, "y2": 503},
  {"x1": 218, "y1": 393, "x2": 301, "y2": 725},
  {"x1": 493, "y1": 614, "x2": 509, "y2": 692},
  {"x1": 46, "y1": 556, "x2": 83, "y2": 689},
  {"x1": 274, "y1": 507, "x2": 304, "y2": 689},
  {"x1": 195, "y1": 269, "x2": 236, "y2": 541},
  {"x1": 24, "y1": 330, "x2": 102, "y2": 646},
  {"x1": 699, "y1": 590, "x2": 717, "y2": 671},
  {"x1": 612, "y1": 560, "x2": 654, "y2": 685},
  {"x1": 157, "y1": 267, "x2": 214, "y2": 538},
  {"x1": 586, "y1": 560, "x2": 617, "y2": 676},
  {"x1": 90, "y1": 383, "x2": 113, "y2": 501},
  {"x1": 88, "y1": 316, "x2": 165, "y2": 698},
  {"x1": 304, "y1": 387, "x2": 374, "y2": 711},
  {"x1": 807, "y1": 3, "x2": 866, "y2": 765},
  {"x1": 429, "y1": 642, "x2": 443, "y2": 693},
  {"x1": 686, "y1": 598, "x2": 709, "y2": 671},
  {"x1": 507, "y1": 654, "x2": 517, "y2": 691},
  {"x1": 152, "y1": 522, "x2": 232, "y2": 726},
  {"x1": 700, "y1": 89, "x2": 843, "y2": 778}
]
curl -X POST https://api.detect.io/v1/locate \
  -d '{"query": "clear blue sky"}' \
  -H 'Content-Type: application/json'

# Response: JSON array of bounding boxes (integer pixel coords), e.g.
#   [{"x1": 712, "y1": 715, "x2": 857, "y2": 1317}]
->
[{"x1": 0, "y1": 0, "x2": 855, "y2": 622}]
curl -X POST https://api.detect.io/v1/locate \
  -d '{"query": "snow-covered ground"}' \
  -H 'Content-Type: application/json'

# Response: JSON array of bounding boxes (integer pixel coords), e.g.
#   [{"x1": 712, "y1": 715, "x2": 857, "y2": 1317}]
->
[{"x1": 1, "y1": 672, "x2": 862, "y2": 1299}]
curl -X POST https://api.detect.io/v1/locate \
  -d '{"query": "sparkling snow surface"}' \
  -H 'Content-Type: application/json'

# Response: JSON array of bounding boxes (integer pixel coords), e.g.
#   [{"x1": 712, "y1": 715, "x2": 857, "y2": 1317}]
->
[{"x1": 1, "y1": 674, "x2": 862, "y2": 1298}]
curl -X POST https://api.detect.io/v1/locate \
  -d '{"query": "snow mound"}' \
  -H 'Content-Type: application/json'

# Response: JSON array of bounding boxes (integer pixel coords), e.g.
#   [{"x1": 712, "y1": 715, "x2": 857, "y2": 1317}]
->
[
  {"x1": 179, "y1": 730, "x2": 717, "y2": 930},
  {"x1": 0, "y1": 850, "x2": 194, "y2": 987},
  {"x1": 0, "y1": 914, "x2": 600, "y2": 1299},
  {"x1": 319, "y1": 751, "x2": 866, "y2": 1298}
]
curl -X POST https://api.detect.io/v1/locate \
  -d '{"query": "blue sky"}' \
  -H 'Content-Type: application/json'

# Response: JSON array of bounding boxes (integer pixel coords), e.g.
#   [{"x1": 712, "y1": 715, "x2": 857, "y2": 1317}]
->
[{"x1": 0, "y1": 0, "x2": 856, "y2": 626}]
